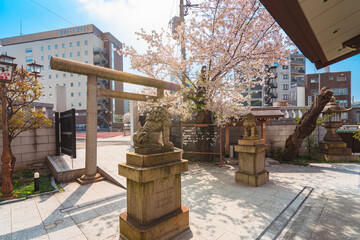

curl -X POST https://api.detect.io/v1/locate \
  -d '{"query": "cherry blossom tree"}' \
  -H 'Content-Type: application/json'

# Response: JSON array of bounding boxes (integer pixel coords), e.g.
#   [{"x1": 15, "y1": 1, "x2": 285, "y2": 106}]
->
[
  {"x1": 0, "y1": 68, "x2": 52, "y2": 173},
  {"x1": 124, "y1": 0, "x2": 292, "y2": 124}
]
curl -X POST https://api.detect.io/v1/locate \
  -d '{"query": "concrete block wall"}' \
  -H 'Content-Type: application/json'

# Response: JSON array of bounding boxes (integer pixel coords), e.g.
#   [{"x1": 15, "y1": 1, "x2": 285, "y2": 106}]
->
[
  {"x1": 0, "y1": 128, "x2": 56, "y2": 171},
  {"x1": 171, "y1": 119, "x2": 327, "y2": 157},
  {"x1": 266, "y1": 119, "x2": 326, "y2": 155}
]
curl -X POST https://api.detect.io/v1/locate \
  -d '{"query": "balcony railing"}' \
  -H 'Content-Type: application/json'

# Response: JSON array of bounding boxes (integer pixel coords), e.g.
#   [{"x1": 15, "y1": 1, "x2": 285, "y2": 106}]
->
[
  {"x1": 279, "y1": 106, "x2": 309, "y2": 119},
  {"x1": 291, "y1": 68, "x2": 305, "y2": 74},
  {"x1": 290, "y1": 59, "x2": 305, "y2": 65}
]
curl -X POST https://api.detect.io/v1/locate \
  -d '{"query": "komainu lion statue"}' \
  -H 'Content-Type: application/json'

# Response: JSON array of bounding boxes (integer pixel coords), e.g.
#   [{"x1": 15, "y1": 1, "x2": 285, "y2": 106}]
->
[
  {"x1": 133, "y1": 105, "x2": 174, "y2": 154},
  {"x1": 243, "y1": 113, "x2": 260, "y2": 140}
]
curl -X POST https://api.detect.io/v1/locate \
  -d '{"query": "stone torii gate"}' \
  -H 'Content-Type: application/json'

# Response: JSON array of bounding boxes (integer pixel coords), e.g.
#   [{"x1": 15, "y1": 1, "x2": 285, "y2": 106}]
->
[{"x1": 50, "y1": 56, "x2": 181, "y2": 184}]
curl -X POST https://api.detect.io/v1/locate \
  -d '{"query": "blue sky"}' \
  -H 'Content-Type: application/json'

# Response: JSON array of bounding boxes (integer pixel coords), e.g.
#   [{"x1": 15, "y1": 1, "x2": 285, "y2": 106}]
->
[{"x1": 1, "y1": 0, "x2": 359, "y2": 101}]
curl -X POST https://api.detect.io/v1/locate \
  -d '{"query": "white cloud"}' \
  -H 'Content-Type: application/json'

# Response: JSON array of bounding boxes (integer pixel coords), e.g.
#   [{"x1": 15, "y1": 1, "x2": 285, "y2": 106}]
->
[{"x1": 77, "y1": 0, "x2": 178, "y2": 91}]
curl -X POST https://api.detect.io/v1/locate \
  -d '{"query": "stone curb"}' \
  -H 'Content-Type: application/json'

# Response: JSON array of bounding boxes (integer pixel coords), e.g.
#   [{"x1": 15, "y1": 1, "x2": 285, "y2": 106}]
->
[{"x1": 0, "y1": 177, "x2": 60, "y2": 205}]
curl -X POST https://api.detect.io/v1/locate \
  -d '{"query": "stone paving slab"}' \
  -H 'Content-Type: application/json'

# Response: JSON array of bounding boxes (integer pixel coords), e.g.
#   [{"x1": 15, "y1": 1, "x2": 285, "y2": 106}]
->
[{"x1": 0, "y1": 162, "x2": 360, "y2": 240}]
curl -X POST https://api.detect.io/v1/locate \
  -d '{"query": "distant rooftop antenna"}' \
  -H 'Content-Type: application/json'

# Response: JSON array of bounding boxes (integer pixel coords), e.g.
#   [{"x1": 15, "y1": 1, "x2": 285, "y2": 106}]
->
[{"x1": 20, "y1": 20, "x2": 22, "y2": 36}]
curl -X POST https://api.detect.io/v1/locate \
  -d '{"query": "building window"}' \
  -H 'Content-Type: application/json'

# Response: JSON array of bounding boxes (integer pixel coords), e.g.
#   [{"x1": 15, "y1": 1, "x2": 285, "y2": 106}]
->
[
  {"x1": 63, "y1": 73, "x2": 66, "y2": 77},
  {"x1": 41, "y1": 66, "x2": 44, "y2": 70},
  {"x1": 49, "y1": 94, "x2": 53, "y2": 98},
  {"x1": 25, "y1": 56, "x2": 33, "y2": 62},
  {"x1": 71, "y1": 103, "x2": 74, "y2": 107},
  {"x1": 48, "y1": 65, "x2": 51, "y2": 70},
  {"x1": 79, "y1": 102, "x2": 82, "y2": 107},
  {"x1": 310, "y1": 78, "x2": 318, "y2": 83},
  {"x1": 69, "y1": 42, "x2": 73, "y2": 47},
  {"x1": 78, "y1": 82, "x2": 81, "y2": 86},
  {"x1": 55, "y1": 54, "x2": 58, "y2": 57},
  {"x1": 78, "y1": 92, "x2": 81, "y2": 97},
  {"x1": 25, "y1": 48, "x2": 32, "y2": 53},
  {"x1": 283, "y1": 84, "x2": 289, "y2": 90},
  {"x1": 62, "y1": 43, "x2": 65, "y2": 48},
  {"x1": 62, "y1": 53, "x2": 65, "y2": 58},
  {"x1": 85, "y1": 50, "x2": 88, "y2": 56},
  {"x1": 341, "y1": 112, "x2": 348, "y2": 120},
  {"x1": 85, "y1": 40, "x2": 88, "y2": 45},
  {"x1": 78, "y1": 74, "x2": 81, "y2": 76},
  {"x1": 71, "y1": 83, "x2": 74, "y2": 87},
  {"x1": 70, "y1": 73, "x2": 74, "y2": 77},
  {"x1": 41, "y1": 56, "x2": 44, "y2": 61},
  {"x1": 77, "y1": 41, "x2": 80, "y2": 46},
  {"x1": 283, "y1": 74, "x2": 289, "y2": 79},
  {"x1": 282, "y1": 65, "x2": 288, "y2": 69},
  {"x1": 48, "y1": 55, "x2": 51, "y2": 60},
  {"x1": 85, "y1": 61, "x2": 88, "y2": 64},
  {"x1": 77, "y1": 51, "x2": 80, "y2": 56},
  {"x1": 337, "y1": 100, "x2": 348, "y2": 107},
  {"x1": 55, "y1": 44, "x2": 58, "y2": 49},
  {"x1": 329, "y1": 75, "x2": 333, "y2": 80},
  {"x1": 26, "y1": 66, "x2": 31, "y2": 71},
  {"x1": 49, "y1": 75, "x2": 52, "y2": 79},
  {"x1": 41, "y1": 46, "x2": 44, "y2": 51},
  {"x1": 283, "y1": 94, "x2": 289, "y2": 100},
  {"x1": 49, "y1": 84, "x2": 52, "y2": 89},
  {"x1": 337, "y1": 75, "x2": 346, "y2": 81},
  {"x1": 310, "y1": 89, "x2": 319, "y2": 95},
  {"x1": 48, "y1": 45, "x2": 51, "y2": 50},
  {"x1": 69, "y1": 52, "x2": 73, "y2": 57},
  {"x1": 56, "y1": 74, "x2": 58, "y2": 78},
  {"x1": 330, "y1": 88, "x2": 348, "y2": 95},
  {"x1": 71, "y1": 92, "x2": 74, "y2": 97}
]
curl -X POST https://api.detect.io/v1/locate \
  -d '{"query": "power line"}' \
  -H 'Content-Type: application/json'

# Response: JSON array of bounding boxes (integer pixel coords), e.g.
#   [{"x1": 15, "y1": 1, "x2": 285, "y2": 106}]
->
[{"x1": 29, "y1": 0, "x2": 75, "y2": 26}]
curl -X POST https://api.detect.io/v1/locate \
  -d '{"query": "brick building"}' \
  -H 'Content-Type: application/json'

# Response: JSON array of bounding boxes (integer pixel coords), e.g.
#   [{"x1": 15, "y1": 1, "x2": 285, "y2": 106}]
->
[{"x1": 305, "y1": 71, "x2": 351, "y2": 119}]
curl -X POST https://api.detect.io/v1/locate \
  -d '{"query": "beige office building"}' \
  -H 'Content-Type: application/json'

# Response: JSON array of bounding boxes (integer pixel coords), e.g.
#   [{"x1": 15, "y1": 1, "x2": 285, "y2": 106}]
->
[{"x1": 0, "y1": 24, "x2": 124, "y2": 129}]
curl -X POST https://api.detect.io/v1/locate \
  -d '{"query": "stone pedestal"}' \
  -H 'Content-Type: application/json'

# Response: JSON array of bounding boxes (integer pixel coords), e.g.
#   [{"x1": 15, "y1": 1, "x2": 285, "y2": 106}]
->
[
  {"x1": 234, "y1": 139, "x2": 269, "y2": 187},
  {"x1": 118, "y1": 150, "x2": 189, "y2": 240},
  {"x1": 318, "y1": 141, "x2": 358, "y2": 162}
]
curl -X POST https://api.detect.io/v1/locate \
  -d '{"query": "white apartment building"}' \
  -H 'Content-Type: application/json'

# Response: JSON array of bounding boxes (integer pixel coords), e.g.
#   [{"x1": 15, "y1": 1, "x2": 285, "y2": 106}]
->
[
  {"x1": 264, "y1": 52, "x2": 306, "y2": 106},
  {"x1": 0, "y1": 24, "x2": 124, "y2": 129}
]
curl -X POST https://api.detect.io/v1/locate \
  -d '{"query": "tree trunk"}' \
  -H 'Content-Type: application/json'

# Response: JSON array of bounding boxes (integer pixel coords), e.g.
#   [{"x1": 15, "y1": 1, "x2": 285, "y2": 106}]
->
[
  {"x1": 9, "y1": 138, "x2": 16, "y2": 177},
  {"x1": 282, "y1": 87, "x2": 333, "y2": 162},
  {"x1": 195, "y1": 109, "x2": 214, "y2": 162}
]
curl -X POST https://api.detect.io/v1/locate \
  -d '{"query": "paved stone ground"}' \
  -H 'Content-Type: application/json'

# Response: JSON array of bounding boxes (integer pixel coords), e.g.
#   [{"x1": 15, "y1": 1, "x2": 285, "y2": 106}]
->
[
  {"x1": 2, "y1": 134, "x2": 360, "y2": 239},
  {"x1": 1, "y1": 160, "x2": 360, "y2": 240}
]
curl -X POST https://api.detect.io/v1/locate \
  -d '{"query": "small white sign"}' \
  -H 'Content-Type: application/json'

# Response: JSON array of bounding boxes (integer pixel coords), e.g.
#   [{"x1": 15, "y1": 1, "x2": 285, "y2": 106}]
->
[{"x1": 0, "y1": 63, "x2": 13, "y2": 82}]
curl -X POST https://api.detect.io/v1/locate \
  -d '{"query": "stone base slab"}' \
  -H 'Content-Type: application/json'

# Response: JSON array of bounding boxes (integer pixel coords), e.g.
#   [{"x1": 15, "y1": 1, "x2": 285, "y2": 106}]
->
[
  {"x1": 235, "y1": 170, "x2": 269, "y2": 187},
  {"x1": 323, "y1": 154, "x2": 359, "y2": 162},
  {"x1": 76, "y1": 173, "x2": 105, "y2": 185},
  {"x1": 120, "y1": 205, "x2": 189, "y2": 240},
  {"x1": 118, "y1": 160, "x2": 188, "y2": 183},
  {"x1": 126, "y1": 151, "x2": 182, "y2": 167},
  {"x1": 238, "y1": 139, "x2": 266, "y2": 146}
]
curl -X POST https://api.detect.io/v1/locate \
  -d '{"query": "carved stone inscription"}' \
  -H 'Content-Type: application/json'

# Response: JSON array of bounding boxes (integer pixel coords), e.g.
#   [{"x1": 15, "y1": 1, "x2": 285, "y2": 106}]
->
[{"x1": 153, "y1": 175, "x2": 179, "y2": 218}]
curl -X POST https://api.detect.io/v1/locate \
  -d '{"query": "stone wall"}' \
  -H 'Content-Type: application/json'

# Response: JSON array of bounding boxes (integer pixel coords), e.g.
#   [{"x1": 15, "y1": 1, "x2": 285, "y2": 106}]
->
[
  {"x1": 0, "y1": 127, "x2": 56, "y2": 171},
  {"x1": 170, "y1": 119, "x2": 327, "y2": 157},
  {"x1": 266, "y1": 119, "x2": 326, "y2": 155}
]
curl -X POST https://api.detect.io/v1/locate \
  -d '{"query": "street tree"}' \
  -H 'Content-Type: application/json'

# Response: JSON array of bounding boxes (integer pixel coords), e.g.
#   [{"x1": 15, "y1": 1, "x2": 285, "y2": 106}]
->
[
  {"x1": 124, "y1": 0, "x2": 292, "y2": 122},
  {"x1": 123, "y1": 0, "x2": 292, "y2": 159},
  {"x1": 0, "y1": 68, "x2": 52, "y2": 173}
]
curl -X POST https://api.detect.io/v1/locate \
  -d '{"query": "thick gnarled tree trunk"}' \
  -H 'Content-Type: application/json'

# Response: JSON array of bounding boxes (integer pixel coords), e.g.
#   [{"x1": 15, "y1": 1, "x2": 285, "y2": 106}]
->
[{"x1": 282, "y1": 87, "x2": 333, "y2": 162}]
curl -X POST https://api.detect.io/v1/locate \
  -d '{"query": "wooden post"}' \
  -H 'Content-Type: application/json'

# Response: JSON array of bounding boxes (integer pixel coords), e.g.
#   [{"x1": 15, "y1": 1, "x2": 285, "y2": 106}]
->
[
  {"x1": 225, "y1": 123, "x2": 229, "y2": 156},
  {"x1": 262, "y1": 122, "x2": 267, "y2": 141}
]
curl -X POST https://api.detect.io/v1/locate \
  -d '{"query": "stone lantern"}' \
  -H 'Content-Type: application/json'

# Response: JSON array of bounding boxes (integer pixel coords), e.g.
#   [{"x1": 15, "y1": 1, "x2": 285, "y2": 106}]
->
[{"x1": 318, "y1": 97, "x2": 357, "y2": 161}]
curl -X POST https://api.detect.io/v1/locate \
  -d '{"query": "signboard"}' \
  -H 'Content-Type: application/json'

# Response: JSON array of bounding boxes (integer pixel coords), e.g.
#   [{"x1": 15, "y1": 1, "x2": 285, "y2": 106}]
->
[
  {"x1": 0, "y1": 63, "x2": 13, "y2": 83},
  {"x1": 114, "y1": 114, "x2": 124, "y2": 123}
]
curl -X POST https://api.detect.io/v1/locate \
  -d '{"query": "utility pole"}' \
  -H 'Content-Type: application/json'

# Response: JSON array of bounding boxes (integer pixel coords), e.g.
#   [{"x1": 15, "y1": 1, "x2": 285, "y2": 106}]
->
[{"x1": 180, "y1": 0, "x2": 186, "y2": 61}]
